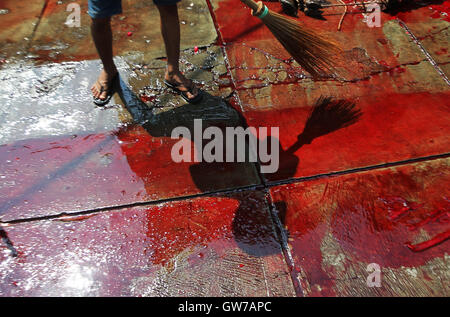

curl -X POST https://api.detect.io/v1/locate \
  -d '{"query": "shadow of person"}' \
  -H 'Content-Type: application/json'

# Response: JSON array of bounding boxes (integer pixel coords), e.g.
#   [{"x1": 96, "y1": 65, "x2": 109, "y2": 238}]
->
[
  {"x1": 114, "y1": 75, "x2": 362, "y2": 258},
  {"x1": 115, "y1": 75, "x2": 288, "y2": 257},
  {"x1": 116, "y1": 75, "x2": 261, "y2": 192},
  {"x1": 116, "y1": 74, "x2": 242, "y2": 136}
]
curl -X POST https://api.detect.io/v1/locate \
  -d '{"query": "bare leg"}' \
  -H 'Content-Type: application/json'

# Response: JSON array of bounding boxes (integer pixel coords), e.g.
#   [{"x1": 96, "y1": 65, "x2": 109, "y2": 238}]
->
[
  {"x1": 157, "y1": 4, "x2": 199, "y2": 100},
  {"x1": 90, "y1": 17, "x2": 118, "y2": 100}
]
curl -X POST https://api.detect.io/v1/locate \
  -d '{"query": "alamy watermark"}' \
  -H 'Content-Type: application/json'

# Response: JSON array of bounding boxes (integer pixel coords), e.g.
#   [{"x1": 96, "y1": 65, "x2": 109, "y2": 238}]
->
[
  {"x1": 65, "y1": 2, "x2": 80, "y2": 28},
  {"x1": 170, "y1": 119, "x2": 280, "y2": 173},
  {"x1": 363, "y1": 3, "x2": 381, "y2": 28},
  {"x1": 366, "y1": 263, "x2": 382, "y2": 287}
]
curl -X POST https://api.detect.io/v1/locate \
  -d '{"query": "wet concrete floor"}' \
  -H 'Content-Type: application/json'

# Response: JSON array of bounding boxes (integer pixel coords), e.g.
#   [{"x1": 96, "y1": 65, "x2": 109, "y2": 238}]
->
[{"x1": 0, "y1": 0, "x2": 449, "y2": 296}]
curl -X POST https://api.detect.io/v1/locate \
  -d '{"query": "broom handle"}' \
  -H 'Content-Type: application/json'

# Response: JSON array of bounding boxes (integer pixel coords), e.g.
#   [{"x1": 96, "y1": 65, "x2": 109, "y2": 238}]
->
[{"x1": 240, "y1": 0, "x2": 262, "y2": 13}]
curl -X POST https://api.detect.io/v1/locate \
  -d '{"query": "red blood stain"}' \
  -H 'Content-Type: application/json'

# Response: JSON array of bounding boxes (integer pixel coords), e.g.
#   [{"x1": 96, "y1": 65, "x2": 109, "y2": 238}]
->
[
  {"x1": 54, "y1": 214, "x2": 97, "y2": 222},
  {"x1": 0, "y1": 132, "x2": 141, "y2": 221},
  {"x1": 435, "y1": 48, "x2": 448, "y2": 56},
  {"x1": 272, "y1": 158, "x2": 449, "y2": 296},
  {"x1": 408, "y1": 210, "x2": 449, "y2": 231},
  {"x1": 378, "y1": 60, "x2": 389, "y2": 68},
  {"x1": 272, "y1": 184, "x2": 336, "y2": 296},
  {"x1": 139, "y1": 94, "x2": 156, "y2": 103},
  {"x1": 1, "y1": 88, "x2": 449, "y2": 225},
  {"x1": 379, "y1": 196, "x2": 421, "y2": 220},
  {"x1": 330, "y1": 174, "x2": 449, "y2": 268},
  {"x1": 142, "y1": 197, "x2": 239, "y2": 265},
  {"x1": 429, "y1": 2, "x2": 450, "y2": 21},
  {"x1": 41, "y1": 0, "x2": 64, "y2": 17},
  {"x1": 430, "y1": 11, "x2": 441, "y2": 18},
  {"x1": 243, "y1": 91, "x2": 450, "y2": 183},
  {"x1": 406, "y1": 230, "x2": 450, "y2": 252}
]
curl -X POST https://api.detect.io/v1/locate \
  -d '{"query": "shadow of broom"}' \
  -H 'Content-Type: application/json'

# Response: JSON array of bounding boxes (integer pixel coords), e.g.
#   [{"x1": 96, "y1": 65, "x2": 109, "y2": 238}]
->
[{"x1": 287, "y1": 96, "x2": 362, "y2": 154}]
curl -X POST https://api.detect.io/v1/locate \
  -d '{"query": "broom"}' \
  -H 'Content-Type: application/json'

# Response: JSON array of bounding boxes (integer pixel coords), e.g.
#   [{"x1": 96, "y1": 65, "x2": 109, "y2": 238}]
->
[{"x1": 240, "y1": 0, "x2": 342, "y2": 78}]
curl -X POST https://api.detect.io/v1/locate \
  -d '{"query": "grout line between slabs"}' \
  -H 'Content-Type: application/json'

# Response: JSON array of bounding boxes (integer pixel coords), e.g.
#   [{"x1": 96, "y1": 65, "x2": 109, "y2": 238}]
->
[{"x1": 397, "y1": 19, "x2": 450, "y2": 86}]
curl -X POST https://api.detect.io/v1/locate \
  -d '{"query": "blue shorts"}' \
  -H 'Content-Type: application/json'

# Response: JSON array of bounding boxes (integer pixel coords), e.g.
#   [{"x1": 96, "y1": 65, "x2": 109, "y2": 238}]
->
[{"x1": 88, "y1": 0, "x2": 182, "y2": 19}]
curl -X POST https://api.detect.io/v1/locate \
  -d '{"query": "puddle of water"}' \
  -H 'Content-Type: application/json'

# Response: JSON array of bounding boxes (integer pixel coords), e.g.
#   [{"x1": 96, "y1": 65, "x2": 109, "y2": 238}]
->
[{"x1": 0, "y1": 58, "x2": 132, "y2": 145}]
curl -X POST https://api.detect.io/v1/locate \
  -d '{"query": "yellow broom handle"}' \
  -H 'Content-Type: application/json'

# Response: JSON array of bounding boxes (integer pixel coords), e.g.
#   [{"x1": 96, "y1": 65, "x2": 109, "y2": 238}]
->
[{"x1": 240, "y1": 0, "x2": 262, "y2": 13}]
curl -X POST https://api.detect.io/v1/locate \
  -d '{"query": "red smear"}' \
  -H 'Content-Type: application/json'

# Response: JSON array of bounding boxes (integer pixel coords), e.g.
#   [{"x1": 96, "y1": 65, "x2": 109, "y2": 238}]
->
[
  {"x1": 194, "y1": 46, "x2": 199, "y2": 53},
  {"x1": 272, "y1": 185, "x2": 336, "y2": 296},
  {"x1": 127, "y1": 31, "x2": 133, "y2": 37},
  {"x1": 428, "y1": 2, "x2": 450, "y2": 21},
  {"x1": 430, "y1": 11, "x2": 441, "y2": 19},
  {"x1": 377, "y1": 60, "x2": 389, "y2": 68},
  {"x1": 139, "y1": 94, "x2": 155, "y2": 103},
  {"x1": 2, "y1": 87, "x2": 449, "y2": 224},
  {"x1": 54, "y1": 214, "x2": 96, "y2": 222},
  {"x1": 408, "y1": 210, "x2": 449, "y2": 231},
  {"x1": 406, "y1": 230, "x2": 450, "y2": 252},
  {"x1": 435, "y1": 48, "x2": 448, "y2": 56},
  {"x1": 379, "y1": 196, "x2": 420, "y2": 221},
  {"x1": 273, "y1": 155, "x2": 448, "y2": 272},
  {"x1": 2, "y1": 189, "x2": 281, "y2": 296},
  {"x1": 331, "y1": 186, "x2": 449, "y2": 267},
  {"x1": 138, "y1": 190, "x2": 277, "y2": 266}
]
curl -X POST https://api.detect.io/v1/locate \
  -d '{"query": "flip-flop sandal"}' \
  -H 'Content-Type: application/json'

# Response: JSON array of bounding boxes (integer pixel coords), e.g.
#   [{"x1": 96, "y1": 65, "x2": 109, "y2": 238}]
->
[
  {"x1": 93, "y1": 73, "x2": 118, "y2": 106},
  {"x1": 164, "y1": 79, "x2": 203, "y2": 104}
]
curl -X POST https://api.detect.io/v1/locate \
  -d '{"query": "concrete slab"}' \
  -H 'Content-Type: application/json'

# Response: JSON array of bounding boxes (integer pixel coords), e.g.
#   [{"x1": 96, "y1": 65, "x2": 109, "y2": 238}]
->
[
  {"x1": 270, "y1": 157, "x2": 450, "y2": 296},
  {"x1": 0, "y1": 189, "x2": 295, "y2": 296}
]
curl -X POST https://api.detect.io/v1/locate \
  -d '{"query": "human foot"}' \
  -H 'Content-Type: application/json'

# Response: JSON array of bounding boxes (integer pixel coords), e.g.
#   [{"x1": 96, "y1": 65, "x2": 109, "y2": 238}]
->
[
  {"x1": 164, "y1": 70, "x2": 202, "y2": 103},
  {"x1": 91, "y1": 69, "x2": 118, "y2": 105}
]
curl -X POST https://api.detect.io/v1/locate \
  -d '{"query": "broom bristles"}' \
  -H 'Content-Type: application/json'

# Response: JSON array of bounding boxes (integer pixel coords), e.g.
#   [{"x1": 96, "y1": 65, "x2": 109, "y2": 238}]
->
[{"x1": 262, "y1": 10, "x2": 342, "y2": 78}]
